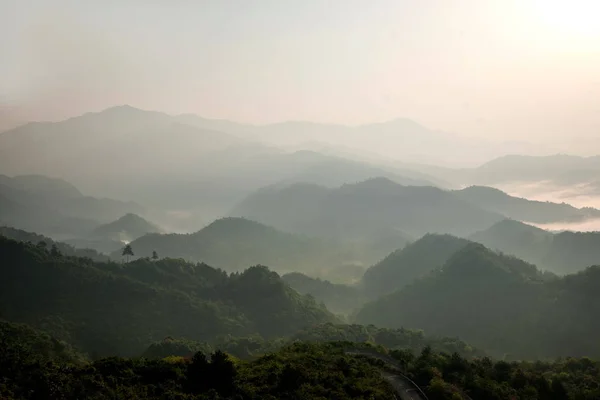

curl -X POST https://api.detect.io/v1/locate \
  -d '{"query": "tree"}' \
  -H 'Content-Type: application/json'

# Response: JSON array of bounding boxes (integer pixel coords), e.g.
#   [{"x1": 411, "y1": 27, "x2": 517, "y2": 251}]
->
[
  {"x1": 50, "y1": 244, "x2": 62, "y2": 257},
  {"x1": 152, "y1": 250, "x2": 159, "y2": 260},
  {"x1": 36, "y1": 241, "x2": 48, "y2": 251},
  {"x1": 122, "y1": 244, "x2": 134, "y2": 263}
]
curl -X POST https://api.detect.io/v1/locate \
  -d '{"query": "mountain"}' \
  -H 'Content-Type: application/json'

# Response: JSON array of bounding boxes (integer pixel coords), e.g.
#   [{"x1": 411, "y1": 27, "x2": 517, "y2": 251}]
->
[
  {"x1": 0, "y1": 226, "x2": 109, "y2": 261},
  {"x1": 414, "y1": 154, "x2": 600, "y2": 187},
  {"x1": 0, "y1": 236, "x2": 336, "y2": 357},
  {"x1": 177, "y1": 113, "x2": 531, "y2": 166},
  {"x1": 454, "y1": 185, "x2": 600, "y2": 223},
  {"x1": 355, "y1": 243, "x2": 564, "y2": 358},
  {"x1": 361, "y1": 234, "x2": 472, "y2": 298},
  {"x1": 117, "y1": 217, "x2": 389, "y2": 277},
  {"x1": 0, "y1": 175, "x2": 142, "y2": 238},
  {"x1": 232, "y1": 178, "x2": 503, "y2": 239},
  {"x1": 282, "y1": 273, "x2": 365, "y2": 315},
  {"x1": 471, "y1": 219, "x2": 600, "y2": 274},
  {"x1": 0, "y1": 107, "x2": 445, "y2": 219},
  {"x1": 473, "y1": 154, "x2": 600, "y2": 185},
  {"x1": 0, "y1": 106, "x2": 241, "y2": 183},
  {"x1": 92, "y1": 213, "x2": 161, "y2": 242}
]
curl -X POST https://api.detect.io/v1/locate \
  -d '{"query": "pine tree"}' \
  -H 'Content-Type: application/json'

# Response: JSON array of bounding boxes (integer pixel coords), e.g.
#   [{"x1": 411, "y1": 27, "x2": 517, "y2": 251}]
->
[{"x1": 122, "y1": 244, "x2": 134, "y2": 263}]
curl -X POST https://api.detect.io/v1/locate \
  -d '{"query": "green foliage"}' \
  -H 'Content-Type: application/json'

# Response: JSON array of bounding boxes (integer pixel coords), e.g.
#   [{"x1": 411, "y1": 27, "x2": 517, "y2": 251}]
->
[
  {"x1": 291, "y1": 323, "x2": 484, "y2": 358},
  {"x1": 0, "y1": 237, "x2": 336, "y2": 357},
  {"x1": 361, "y1": 234, "x2": 471, "y2": 297},
  {"x1": 1, "y1": 341, "x2": 397, "y2": 400},
  {"x1": 356, "y1": 242, "x2": 600, "y2": 359},
  {"x1": 0, "y1": 226, "x2": 109, "y2": 261},
  {"x1": 390, "y1": 349, "x2": 600, "y2": 400},
  {"x1": 471, "y1": 219, "x2": 600, "y2": 275},
  {"x1": 122, "y1": 217, "x2": 356, "y2": 275},
  {"x1": 282, "y1": 272, "x2": 365, "y2": 315}
]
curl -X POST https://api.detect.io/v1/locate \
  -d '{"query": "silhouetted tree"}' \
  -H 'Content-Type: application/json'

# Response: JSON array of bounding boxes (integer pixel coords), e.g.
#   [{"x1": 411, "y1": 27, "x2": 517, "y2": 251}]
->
[
  {"x1": 122, "y1": 244, "x2": 134, "y2": 263},
  {"x1": 50, "y1": 244, "x2": 62, "y2": 257},
  {"x1": 152, "y1": 250, "x2": 159, "y2": 260},
  {"x1": 36, "y1": 241, "x2": 48, "y2": 251}
]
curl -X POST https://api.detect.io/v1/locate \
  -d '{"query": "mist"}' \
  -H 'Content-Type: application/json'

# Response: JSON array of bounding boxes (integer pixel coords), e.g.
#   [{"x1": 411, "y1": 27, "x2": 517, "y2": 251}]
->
[{"x1": 3, "y1": 1, "x2": 600, "y2": 399}]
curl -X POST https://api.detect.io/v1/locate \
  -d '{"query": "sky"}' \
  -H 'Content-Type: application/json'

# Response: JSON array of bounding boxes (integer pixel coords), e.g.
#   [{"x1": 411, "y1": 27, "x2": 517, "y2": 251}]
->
[{"x1": 1, "y1": 0, "x2": 599, "y2": 150}]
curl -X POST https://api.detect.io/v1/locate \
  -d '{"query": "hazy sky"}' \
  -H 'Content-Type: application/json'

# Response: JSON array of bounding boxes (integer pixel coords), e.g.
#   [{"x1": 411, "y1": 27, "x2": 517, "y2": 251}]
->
[{"x1": 1, "y1": 0, "x2": 599, "y2": 146}]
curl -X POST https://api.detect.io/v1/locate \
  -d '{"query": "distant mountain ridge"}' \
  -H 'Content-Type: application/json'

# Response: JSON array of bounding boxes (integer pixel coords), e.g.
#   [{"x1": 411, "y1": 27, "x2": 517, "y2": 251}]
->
[
  {"x1": 470, "y1": 219, "x2": 600, "y2": 274},
  {"x1": 120, "y1": 217, "x2": 399, "y2": 276},
  {"x1": 232, "y1": 178, "x2": 504, "y2": 238},
  {"x1": 454, "y1": 185, "x2": 600, "y2": 223},
  {"x1": 0, "y1": 175, "x2": 142, "y2": 238},
  {"x1": 92, "y1": 213, "x2": 161, "y2": 242}
]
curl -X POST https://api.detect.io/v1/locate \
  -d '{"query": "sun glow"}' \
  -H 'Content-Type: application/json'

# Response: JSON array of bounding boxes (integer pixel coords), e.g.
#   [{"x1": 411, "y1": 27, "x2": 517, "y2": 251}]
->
[{"x1": 530, "y1": 0, "x2": 600, "y2": 49}]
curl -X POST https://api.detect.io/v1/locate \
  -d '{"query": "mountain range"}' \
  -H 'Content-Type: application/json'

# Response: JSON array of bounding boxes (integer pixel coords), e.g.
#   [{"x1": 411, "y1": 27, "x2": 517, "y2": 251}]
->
[
  {"x1": 119, "y1": 217, "x2": 403, "y2": 276},
  {"x1": 471, "y1": 219, "x2": 600, "y2": 274},
  {"x1": 355, "y1": 241, "x2": 600, "y2": 359},
  {"x1": 0, "y1": 174, "x2": 142, "y2": 238}
]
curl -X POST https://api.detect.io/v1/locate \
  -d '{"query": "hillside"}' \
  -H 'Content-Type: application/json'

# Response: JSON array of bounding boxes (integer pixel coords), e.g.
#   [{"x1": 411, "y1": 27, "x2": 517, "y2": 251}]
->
[
  {"x1": 92, "y1": 213, "x2": 162, "y2": 242},
  {"x1": 354, "y1": 243, "x2": 600, "y2": 359},
  {"x1": 121, "y1": 217, "x2": 394, "y2": 277},
  {"x1": 282, "y1": 273, "x2": 365, "y2": 315},
  {"x1": 0, "y1": 236, "x2": 336, "y2": 357},
  {"x1": 0, "y1": 174, "x2": 142, "y2": 237},
  {"x1": 232, "y1": 178, "x2": 503, "y2": 239},
  {"x1": 0, "y1": 226, "x2": 109, "y2": 261},
  {"x1": 361, "y1": 234, "x2": 472, "y2": 297},
  {"x1": 455, "y1": 185, "x2": 600, "y2": 223},
  {"x1": 471, "y1": 219, "x2": 600, "y2": 274}
]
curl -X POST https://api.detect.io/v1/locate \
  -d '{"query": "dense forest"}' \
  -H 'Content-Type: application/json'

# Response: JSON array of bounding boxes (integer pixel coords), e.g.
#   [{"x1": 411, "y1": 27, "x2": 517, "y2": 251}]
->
[
  {"x1": 122, "y1": 217, "x2": 390, "y2": 278},
  {"x1": 4, "y1": 319, "x2": 600, "y2": 400},
  {"x1": 356, "y1": 242, "x2": 600, "y2": 359},
  {"x1": 0, "y1": 237, "x2": 336, "y2": 357}
]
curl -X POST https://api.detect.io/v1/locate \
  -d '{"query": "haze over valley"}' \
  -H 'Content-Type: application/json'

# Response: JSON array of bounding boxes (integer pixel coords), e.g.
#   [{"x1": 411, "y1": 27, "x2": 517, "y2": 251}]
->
[{"x1": 3, "y1": 1, "x2": 600, "y2": 399}]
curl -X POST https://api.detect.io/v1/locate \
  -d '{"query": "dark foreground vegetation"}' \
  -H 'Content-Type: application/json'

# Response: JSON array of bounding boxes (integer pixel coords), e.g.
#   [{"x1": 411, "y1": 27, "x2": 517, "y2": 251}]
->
[{"x1": 3, "y1": 319, "x2": 600, "y2": 400}]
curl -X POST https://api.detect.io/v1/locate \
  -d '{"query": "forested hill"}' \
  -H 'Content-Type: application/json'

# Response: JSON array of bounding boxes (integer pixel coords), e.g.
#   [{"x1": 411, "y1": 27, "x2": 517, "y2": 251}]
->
[
  {"x1": 121, "y1": 217, "x2": 395, "y2": 275},
  {"x1": 361, "y1": 234, "x2": 471, "y2": 297},
  {"x1": 471, "y1": 219, "x2": 600, "y2": 274},
  {"x1": 0, "y1": 174, "x2": 143, "y2": 237},
  {"x1": 0, "y1": 236, "x2": 336, "y2": 357},
  {"x1": 0, "y1": 226, "x2": 109, "y2": 261},
  {"x1": 232, "y1": 178, "x2": 503, "y2": 238},
  {"x1": 92, "y1": 213, "x2": 162, "y2": 242},
  {"x1": 355, "y1": 242, "x2": 600, "y2": 359}
]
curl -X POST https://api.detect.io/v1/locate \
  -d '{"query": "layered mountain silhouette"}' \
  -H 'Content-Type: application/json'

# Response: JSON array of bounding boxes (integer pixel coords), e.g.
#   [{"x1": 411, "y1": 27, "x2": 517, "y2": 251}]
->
[
  {"x1": 355, "y1": 243, "x2": 577, "y2": 358},
  {"x1": 0, "y1": 174, "x2": 142, "y2": 238},
  {"x1": 471, "y1": 219, "x2": 600, "y2": 274},
  {"x1": 119, "y1": 217, "x2": 399, "y2": 275},
  {"x1": 454, "y1": 185, "x2": 600, "y2": 223},
  {"x1": 232, "y1": 178, "x2": 503, "y2": 238}
]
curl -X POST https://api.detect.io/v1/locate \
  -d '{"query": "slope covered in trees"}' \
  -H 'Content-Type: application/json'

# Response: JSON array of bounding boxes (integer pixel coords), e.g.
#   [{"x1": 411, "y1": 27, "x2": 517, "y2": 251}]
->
[
  {"x1": 361, "y1": 234, "x2": 471, "y2": 297},
  {"x1": 123, "y1": 217, "x2": 391, "y2": 276},
  {"x1": 5, "y1": 326, "x2": 600, "y2": 400},
  {"x1": 471, "y1": 219, "x2": 600, "y2": 274},
  {"x1": 0, "y1": 237, "x2": 336, "y2": 357},
  {"x1": 0, "y1": 174, "x2": 142, "y2": 237},
  {"x1": 282, "y1": 273, "x2": 365, "y2": 315},
  {"x1": 0, "y1": 226, "x2": 109, "y2": 261},
  {"x1": 355, "y1": 242, "x2": 600, "y2": 359},
  {"x1": 232, "y1": 178, "x2": 503, "y2": 239},
  {"x1": 92, "y1": 213, "x2": 162, "y2": 242}
]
